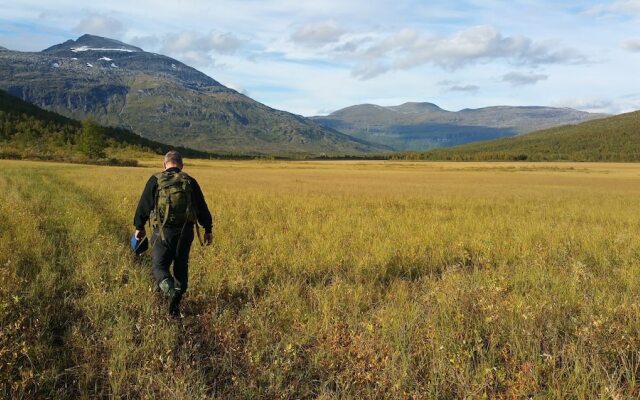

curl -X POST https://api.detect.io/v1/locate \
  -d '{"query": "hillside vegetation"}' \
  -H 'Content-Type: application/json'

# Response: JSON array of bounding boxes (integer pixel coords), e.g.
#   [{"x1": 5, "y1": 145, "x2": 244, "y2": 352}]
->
[
  {"x1": 0, "y1": 90, "x2": 210, "y2": 165},
  {"x1": 420, "y1": 111, "x2": 640, "y2": 161},
  {"x1": 2, "y1": 160, "x2": 640, "y2": 398}
]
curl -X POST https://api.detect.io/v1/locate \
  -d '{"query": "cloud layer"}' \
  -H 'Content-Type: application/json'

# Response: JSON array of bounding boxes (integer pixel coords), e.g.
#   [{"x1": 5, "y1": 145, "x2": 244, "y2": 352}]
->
[
  {"x1": 502, "y1": 72, "x2": 549, "y2": 86},
  {"x1": 291, "y1": 21, "x2": 345, "y2": 46},
  {"x1": 341, "y1": 26, "x2": 586, "y2": 80},
  {"x1": 73, "y1": 14, "x2": 124, "y2": 36},
  {"x1": 160, "y1": 31, "x2": 244, "y2": 55},
  {"x1": 624, "y1": 38, "x2": 640, "y2": 52},
  {"x1": 587, "y1": 0, "x2": 640, "y2": 16},
  {"x1": 128, "y1": 30, "x2": 246, "y2": 67}
]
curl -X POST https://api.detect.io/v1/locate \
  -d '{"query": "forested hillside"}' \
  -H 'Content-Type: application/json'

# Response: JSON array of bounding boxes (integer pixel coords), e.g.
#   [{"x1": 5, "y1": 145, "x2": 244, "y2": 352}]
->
[
  {"x1": 416, "y1": 111, "x2": 640, "y2": 161},
  {"x1": 0, "y1": 90, "x2": 210, "y2": 165}
]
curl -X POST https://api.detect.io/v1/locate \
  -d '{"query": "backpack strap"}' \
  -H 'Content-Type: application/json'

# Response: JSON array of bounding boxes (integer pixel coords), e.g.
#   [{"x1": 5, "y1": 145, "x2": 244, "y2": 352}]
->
[
  {"x1": 195, "y1": 223, "x2": 204, "y2": 247},
  {"x1": 174, "y1": 172, "x2": 206, "y2": 254},
  {"x1": 153, "y1": 171, "x2": 169, "y2": 241},
  {"x1": 179, "y1": 172, "x2": 204, "y2": 246},
  {"x1": 158, "y1": 199, "x2": 170, "y2": 242}
]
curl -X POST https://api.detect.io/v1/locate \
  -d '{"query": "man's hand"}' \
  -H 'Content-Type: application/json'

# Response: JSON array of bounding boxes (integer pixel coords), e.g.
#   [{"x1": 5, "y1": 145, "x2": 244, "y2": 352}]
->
[
  {"x1": 204, "y1": 232, "x2": 213, "y2": 246},
  {"x1": 135, "y1": 228, "x2": 146, "y2": 240}
]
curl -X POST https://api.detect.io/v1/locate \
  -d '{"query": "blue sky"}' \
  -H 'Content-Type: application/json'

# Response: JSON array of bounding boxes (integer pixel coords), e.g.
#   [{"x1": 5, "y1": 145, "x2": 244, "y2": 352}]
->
[{"x1": 1, "y1": 0, "x2": 639, "y2": 116}]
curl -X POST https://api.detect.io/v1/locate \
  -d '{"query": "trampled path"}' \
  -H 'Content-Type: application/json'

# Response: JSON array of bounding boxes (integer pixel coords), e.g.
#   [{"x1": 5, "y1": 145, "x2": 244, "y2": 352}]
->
[{"x1": 0, "y1": 165, "x2": 225, "y2": 398}]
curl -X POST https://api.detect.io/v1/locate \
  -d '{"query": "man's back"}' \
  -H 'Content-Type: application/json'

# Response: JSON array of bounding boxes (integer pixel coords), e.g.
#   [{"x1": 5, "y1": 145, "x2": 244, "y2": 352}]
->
[{"x1": 133, "y1": 151, "x2": 213, "y2": 317}]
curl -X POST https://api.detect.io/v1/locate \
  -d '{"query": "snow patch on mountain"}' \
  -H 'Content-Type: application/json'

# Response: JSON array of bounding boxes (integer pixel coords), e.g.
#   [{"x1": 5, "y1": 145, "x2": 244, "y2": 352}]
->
[{"x1": 71, "y1": 46, "x2": 135, "y2": 53}]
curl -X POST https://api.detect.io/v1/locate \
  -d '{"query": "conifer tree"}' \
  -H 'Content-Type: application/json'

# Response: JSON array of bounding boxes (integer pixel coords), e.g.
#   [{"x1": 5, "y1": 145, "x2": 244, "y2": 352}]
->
[{"x1": 77, "y1": 118, "x2": 105, "y2": 159}]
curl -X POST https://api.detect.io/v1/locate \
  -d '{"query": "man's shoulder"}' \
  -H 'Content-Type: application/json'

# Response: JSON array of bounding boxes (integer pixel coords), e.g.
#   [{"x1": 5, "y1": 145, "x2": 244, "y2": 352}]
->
[
  {"x1": 145, "y1": 173, "x2": 161, "y2": 187},
  {"x1": 179, "y1": 171, "x2": 198, "y2": 183}
]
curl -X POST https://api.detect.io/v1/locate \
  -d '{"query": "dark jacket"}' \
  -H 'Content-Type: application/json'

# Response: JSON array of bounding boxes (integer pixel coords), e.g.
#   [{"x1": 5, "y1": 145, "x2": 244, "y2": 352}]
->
[{"x1": 133, "y1": 167, "x2": 213, "y2": 233}]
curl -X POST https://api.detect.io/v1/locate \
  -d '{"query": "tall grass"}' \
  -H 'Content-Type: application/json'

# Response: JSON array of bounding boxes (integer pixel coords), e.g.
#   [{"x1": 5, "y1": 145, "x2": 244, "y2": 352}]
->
[{"x1": 2, "y1": 160, "x2": 640, "y2": 398}]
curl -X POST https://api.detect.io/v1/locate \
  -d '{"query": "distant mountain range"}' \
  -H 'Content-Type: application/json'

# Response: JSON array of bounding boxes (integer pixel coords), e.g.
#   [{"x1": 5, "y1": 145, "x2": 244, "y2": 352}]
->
[
  {"x1": 0, "y1": 34, "x2": 388, "y2": 156},
  {"x1": 311, "y1": 102, "x2": 608, "y2": 151},
  {"x1": 421, "y1": 110, "x2": 640, "y2": 162},
  {"x1": 4, "y1": 82, "x2": 638, "y2": 163}
]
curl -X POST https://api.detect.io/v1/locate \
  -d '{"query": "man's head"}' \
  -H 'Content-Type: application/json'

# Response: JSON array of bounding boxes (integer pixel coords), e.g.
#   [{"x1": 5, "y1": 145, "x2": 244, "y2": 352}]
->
[{"x1": 163, "y1": 150, "x2": 183, "y2": 170}]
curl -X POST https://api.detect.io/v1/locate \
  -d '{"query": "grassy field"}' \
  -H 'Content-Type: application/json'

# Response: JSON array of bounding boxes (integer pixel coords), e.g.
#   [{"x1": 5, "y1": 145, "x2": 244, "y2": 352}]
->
[{"x1": 2, "y1": 159, "x2": 640, "y2": 398}]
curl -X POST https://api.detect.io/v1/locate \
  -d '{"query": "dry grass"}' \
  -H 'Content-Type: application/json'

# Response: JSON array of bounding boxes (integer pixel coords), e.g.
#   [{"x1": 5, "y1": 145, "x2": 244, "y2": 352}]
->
[{"x1": 2, "y1": 159, "x2": 640, "y2": 398}]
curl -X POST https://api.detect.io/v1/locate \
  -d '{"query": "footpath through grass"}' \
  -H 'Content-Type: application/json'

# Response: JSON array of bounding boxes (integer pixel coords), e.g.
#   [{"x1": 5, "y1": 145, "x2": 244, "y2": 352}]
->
[{"x1": 2, "y1": 159, "x2": 640, "y2": 398}]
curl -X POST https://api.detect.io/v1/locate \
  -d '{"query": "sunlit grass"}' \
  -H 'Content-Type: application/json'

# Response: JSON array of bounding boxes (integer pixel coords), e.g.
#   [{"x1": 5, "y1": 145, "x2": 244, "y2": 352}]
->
[{"x1": 2, "y1": 159, "x2": 640, "y2": 398}]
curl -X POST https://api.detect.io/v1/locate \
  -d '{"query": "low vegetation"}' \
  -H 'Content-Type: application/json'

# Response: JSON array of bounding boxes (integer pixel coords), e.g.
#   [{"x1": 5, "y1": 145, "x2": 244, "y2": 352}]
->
[
  {"x1": 2, "y1": 159, "x2": 640, "y2": 398},
  {"x1": 416, "y1": 111, "x2": 640, "y2": 161}
]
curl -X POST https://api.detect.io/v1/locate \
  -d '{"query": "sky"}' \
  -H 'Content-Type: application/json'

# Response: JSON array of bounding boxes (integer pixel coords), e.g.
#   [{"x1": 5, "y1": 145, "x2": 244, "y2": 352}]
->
[{"x1": 1, "y1": 0, "x2": 639, "y2": 116}]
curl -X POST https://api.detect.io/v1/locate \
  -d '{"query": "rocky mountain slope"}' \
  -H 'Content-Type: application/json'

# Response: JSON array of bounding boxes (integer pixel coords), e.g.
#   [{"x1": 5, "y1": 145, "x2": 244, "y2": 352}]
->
[
  {"x1": 0, "y1": 34, "x2": 388, "y2": 156},
  {"x1": 312, "y1": 102, "x2": 607, "y2": 151}
]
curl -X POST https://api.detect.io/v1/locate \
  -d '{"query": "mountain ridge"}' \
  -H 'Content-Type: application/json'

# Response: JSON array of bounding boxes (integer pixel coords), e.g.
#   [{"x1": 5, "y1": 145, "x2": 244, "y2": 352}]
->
[
  {"x1": 388, "y1": 102, "x2": 443, "y2": 113},
  {"x1": 311, "y1": 102, "x2": 608, "y2": 151}
]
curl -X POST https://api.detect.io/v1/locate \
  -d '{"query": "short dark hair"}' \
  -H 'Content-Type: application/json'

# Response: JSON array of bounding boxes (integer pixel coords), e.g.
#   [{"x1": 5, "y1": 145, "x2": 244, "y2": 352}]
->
[{"x1": 164, "y1": 150, "x2": 183, "y2": 165}]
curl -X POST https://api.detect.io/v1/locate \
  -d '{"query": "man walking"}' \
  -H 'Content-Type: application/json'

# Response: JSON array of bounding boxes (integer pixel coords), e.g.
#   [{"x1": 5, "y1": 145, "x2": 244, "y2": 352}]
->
[{"x1": 133, "y1": 151, "x2": 213, "y2": 317}]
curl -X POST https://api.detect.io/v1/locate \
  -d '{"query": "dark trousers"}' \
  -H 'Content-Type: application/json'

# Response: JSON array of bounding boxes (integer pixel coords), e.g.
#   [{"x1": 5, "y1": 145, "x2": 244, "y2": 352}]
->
[{"x1": 151, "y1": 225, "x2": 194, "y2": 293}]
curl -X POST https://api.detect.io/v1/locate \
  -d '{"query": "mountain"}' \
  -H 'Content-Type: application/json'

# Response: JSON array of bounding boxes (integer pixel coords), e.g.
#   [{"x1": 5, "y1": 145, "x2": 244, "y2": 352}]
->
[
  {"x1": 420, "y1": 111, "x2": 640, "y2": 161},
  {"x1": 0, "y1": 88, "x2": 210, "y2": 163},
  {"x1": 0, "y1": 34, "x2": 388, "y2": 156},
  {"x1": 311, "y1": 102, "x2": 607, "y2": 151}
]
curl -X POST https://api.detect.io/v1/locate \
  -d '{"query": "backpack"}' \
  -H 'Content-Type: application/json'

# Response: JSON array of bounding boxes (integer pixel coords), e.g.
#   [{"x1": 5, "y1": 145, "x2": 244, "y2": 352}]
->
[{"x1": 152, "y1": 170, "x2": 197, "y2": 235}]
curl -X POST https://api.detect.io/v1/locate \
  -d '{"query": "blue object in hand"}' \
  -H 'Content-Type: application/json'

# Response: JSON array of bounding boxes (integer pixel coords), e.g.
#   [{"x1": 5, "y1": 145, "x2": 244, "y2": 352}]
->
[{"x1": 130, "y1": 234, "x2": 149, "y2": 255}]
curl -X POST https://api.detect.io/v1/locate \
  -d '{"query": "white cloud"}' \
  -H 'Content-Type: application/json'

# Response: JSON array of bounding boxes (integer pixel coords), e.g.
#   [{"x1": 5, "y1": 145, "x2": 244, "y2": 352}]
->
[
  {"x1": 208, "y1": 32, "x2": 244, "y2": 54},
  {"x1": 291, "y1": 21, "x2": 345, "y2": 46},
  {"x1": 623, "y1": 38, "x2": 640, "y2": 52},
  {"x1": 129, "y1": 35, "x2": 159, "y2": 50},
  {"x1": 126, "y1": 30, "x2": 246, "y2": 67},
  {"x1": 502, "y1": 72, "x2": 548, "y2": 86},
  {"x1": 159, "y1": 31, "x2": 245, "y2": 55},
  {"x1": 176, "y1": 51, "x2": 215, "y2": 68},
  {"x1": 331, "y1": 36, "x2": 373, "y2": 53},
  {"x1": 584, "y1": 0, "x2": 640, "y2": 17},
  {"x1": 448, "y1": 84, "x2": 479, "y2": 93},
  {"x1": 345, "y1": 26, "x2": 586, "y2": 80},
  {"x1": 437, "y1": 80, "x2": 479, "y2": 93},
  {"x1": 73, "y1": 14, "x2": 124, "y2": 36},
  {"x1": 608, "y1": 0, "x2": 640, "y2": 14},
  {"x1": 552, "y1": 98, "x2": 613, "y2": 112},
  {"x1": 160, "y1": 31, "x2": 200, "y2": 54}
]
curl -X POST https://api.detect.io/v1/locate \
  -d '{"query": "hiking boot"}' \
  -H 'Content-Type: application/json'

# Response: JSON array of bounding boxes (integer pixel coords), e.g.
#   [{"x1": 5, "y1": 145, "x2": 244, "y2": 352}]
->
[
  {"x1": 158, "y1": 278, "x2": 173, "y2": 296},
  {"x1": 169, "y1": 289, "x2": 182, "y2": 318}
]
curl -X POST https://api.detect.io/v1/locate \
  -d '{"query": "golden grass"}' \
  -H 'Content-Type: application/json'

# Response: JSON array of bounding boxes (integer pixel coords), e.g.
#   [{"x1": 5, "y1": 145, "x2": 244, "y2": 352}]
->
[{"x1": 2, "y1": 159, "x2": 640, "y2": 398}]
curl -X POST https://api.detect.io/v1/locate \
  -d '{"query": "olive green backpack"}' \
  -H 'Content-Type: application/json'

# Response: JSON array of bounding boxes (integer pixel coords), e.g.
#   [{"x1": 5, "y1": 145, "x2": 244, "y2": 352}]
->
[{"x1": 152, "y1": 170, "x2": 198, "y2": 242}]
